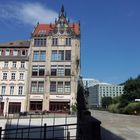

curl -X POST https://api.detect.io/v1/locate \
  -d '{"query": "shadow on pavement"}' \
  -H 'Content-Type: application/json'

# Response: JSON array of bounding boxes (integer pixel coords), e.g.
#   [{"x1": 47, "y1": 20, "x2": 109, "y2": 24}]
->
[{"x1": 101, "y1": 127, "x2": 125, "y2": 140}]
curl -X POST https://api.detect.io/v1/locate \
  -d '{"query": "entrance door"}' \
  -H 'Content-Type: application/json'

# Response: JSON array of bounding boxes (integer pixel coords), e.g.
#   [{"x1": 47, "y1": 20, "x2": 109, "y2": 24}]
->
[{"x1": 0, "y1": 102, "x2": 4, "y2": 115}]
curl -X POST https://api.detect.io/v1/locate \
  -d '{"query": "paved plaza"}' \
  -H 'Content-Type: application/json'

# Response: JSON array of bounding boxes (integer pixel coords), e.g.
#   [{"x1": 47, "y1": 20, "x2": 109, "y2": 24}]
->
[{"x1": 91, "y1": 110, "x2": 140, "y2": 140}]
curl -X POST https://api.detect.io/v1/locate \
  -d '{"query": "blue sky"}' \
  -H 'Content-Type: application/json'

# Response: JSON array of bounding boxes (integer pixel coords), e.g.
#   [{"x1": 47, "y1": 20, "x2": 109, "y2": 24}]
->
[{"x1": 0, "y1": 0, "x2": 140, "y2": 84}]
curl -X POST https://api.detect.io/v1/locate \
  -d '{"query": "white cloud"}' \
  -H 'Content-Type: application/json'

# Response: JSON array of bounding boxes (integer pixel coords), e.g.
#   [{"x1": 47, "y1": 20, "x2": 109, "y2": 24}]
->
[{"x1": 0, "y1": 2, "x2": 58, "y2": 26}]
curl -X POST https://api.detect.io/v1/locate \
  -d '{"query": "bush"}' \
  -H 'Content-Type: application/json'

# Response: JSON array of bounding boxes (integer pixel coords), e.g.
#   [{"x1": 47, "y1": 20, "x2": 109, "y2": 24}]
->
[
  {"x1": 108, "y1": 103, "x2": 120, "y2": 113},
  {"x1": 123, "y1": 102, "x2": 140, "y2": 115}
]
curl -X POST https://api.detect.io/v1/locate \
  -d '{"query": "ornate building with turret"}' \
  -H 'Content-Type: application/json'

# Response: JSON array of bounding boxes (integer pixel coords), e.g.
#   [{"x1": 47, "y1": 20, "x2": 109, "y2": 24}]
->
[{"x1": 26, "y1": 5, "x2": 80, "y2": 113}]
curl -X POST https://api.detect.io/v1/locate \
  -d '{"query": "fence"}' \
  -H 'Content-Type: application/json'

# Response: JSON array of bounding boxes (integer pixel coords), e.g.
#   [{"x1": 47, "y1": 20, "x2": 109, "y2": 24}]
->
[{"x1": 0, "y1": 123, "x2": 77, "y2": 140}]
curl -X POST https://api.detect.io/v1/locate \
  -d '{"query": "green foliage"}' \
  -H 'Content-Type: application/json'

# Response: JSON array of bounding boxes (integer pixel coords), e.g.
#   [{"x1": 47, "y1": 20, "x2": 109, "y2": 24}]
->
[
  {"x1": 108, "y1": 75, "x2": 140, "y2": 115},
  {"x1": 102, "y1": 97, "x2": 112, "y2": 108},
  {"x1": 71, "y1": 103, "x2": 77, "y2": 113},
  {"x1": 124, "y1": 76, "x2": 140, "y2": 100},
  {"x1": 108, "y1": 103, "x2": 120, "y2": 113},
  {"x1": 112, "y1": 96, "x2": 121, "y2": 104},
  {"x1": 123, "y1": 102, "x2": 140, "y2": 115}
]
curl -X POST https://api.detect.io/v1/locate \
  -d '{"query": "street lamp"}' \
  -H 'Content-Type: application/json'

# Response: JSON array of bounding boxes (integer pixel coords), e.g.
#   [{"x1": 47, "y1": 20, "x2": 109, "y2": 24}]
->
[
  {"x1": 5, "y1": 97, "x2": 9, "y2": 117},
  {"x1": 0, "y1": 95, "x2": 3, "y2": 115}
]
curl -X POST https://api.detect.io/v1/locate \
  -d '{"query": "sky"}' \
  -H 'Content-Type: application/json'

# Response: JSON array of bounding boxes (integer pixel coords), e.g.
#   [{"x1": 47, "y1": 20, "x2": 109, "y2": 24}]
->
[{"x1": 0, "y1": 0, "x2": 140, "y2": 84}]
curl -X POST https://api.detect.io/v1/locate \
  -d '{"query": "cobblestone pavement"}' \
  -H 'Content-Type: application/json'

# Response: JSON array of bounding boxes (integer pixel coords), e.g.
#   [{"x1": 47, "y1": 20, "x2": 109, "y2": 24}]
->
[{"x1": 90, "y1": 110, "x2": 140, "y2": 140}]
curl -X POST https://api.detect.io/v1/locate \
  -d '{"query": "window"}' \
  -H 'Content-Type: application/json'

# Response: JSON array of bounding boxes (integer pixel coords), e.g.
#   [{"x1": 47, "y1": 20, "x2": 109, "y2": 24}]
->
[
  {"x1": 34, "y1": 38, "x2": 46, "y2": 47},
  {"x1": 40, "y1": 51, "x2": 46, "y2": 61},
  {"x1": 32, "y1": 65, "x2": 38, "y2": 76},
  {"x1": 51, "y1": 50, "x2": 57, "y2": 61},
  {"x1": 57, "y1": 65, "x2": 64, "y2": 76},
  {"x1": 50, "y1": 82, "x2": 56, "y2": 92},
  {"x1": 20, "y1": 62, "x2": 25, "y2": 68},
  {"x1": 33, "y1": 51, "x2": 39, "y2": 61},
  {"x1": 58, "y1": 50, "x2": 64, "y2": 60},
  {"x1": 38, "y1": 30, "x2": 46, "y2": 35},
  {"x1": 32, "y1": 65, "x2": 45, "y2": 76},
  {"x1": 33, "y1": 51, "x2": 46, "y2": 61},
  {"x1": 65, "y1": 50, "x2": 71, "y2": 60},
  {"x1": 12, "y1": 61, "x2": 16, "y2": 68},
  {"x1": 65, "y1": 65, "x2": 71, "y2": 76},
  {"x1": 31, "y1": 81, "x2": 37, "y2": 93},
  {"x1": 19, "y1": 73, "x2": 24, "y2": 80},
  {"x1": 50, "y1": 81, "x2": 71, "y2": 94},
  {"x1": 52, "y1": 38, "x2": 58, "y2": 46},
  {"x1": 51, "y1": 65, "x2": 71, "y2": 76},
  {"x1": 65, "y1": 82, "x2": 71, "y2": 93},
  {"x1": 66, "y1": 38, "x2": 71, "y2": 46},
  {"x1": 51, "y1": 65, "x2": 57, "y2": 76},
  {"x1": 0, "y1": 50, "x2": 2, "y2": 55},
  {"x1": 11, "y1": 73, "x2": 15, "y2": 80},
  {"x1": 31, "y1": 81, "x2": 44, "y2": 93},
  {"x1": 18, "y1": 86, "x2": 23, "y2": 95},
  {"x1": 13, "y1": 50, "x2": 18, "y2": 56},
  {"x1": 51, "y1": 50, "x2": 64, "y2": 61},
  {"x1": 10, "y1": 86, "x2": 14, "y2": 95},
  {"x1": 4, "y1": 61, "x2": 8, "y2": 68},
  {"x1": 21, "y1": 50, "x2": 26, "y2": 56},
  {"x1": 57, "y1": 82, "x2": 63, "y2": 93},
  {"x1": 1, "y1": 86, "x2": 6, "y2": 95},
  {"x1": 38, "y1": 82, "x2": 44, "y2": 93},
  {"x1": 3, "y1": 73, "x2": 7, "y2": 80},
  {"x1": 5, "y1": 49, "x2": 10, "y2": 56}
]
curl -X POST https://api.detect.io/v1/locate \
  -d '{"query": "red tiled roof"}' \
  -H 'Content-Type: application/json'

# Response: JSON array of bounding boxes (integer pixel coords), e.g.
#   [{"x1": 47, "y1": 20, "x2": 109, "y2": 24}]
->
[{"x1": 33, "y1": 23, "x2": 80, "y2": 36}]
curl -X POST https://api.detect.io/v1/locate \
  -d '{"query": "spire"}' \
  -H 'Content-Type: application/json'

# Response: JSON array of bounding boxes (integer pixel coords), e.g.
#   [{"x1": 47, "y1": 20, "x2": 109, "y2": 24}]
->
[{"x1": 61, "y1": 4, "x2": 64, "y2": 14}]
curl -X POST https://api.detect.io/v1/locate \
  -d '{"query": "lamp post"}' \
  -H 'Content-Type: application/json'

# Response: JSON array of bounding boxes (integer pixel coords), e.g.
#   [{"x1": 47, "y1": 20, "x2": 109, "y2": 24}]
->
[
  {"x1": 5, "y1": 97, "x2": 9, "y2": 117},
  {"x1": 0, "y1": 95, "x2": 3, "y2": 115}
]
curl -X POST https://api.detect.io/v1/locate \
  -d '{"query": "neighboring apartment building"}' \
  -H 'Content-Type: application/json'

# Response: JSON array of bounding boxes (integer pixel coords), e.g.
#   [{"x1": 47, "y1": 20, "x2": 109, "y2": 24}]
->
[
  {"x1": 88, "y1": 83, "x2": 124, "y2": 108},
  {"x1": 27, "y1": 6, "x2": 80, "y2": 113},
  {"x1": 0, "y1": 40, "x2": 30, "y2": 116}
]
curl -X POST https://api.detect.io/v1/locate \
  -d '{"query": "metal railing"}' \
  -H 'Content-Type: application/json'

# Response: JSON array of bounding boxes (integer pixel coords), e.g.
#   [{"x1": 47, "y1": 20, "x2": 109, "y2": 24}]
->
[{"x1": 0, "y1": 123, "x2": 77, "y2": 140}]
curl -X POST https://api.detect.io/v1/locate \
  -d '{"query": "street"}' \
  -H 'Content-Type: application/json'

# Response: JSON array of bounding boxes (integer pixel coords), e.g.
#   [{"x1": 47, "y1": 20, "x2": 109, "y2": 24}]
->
[{"x1": 90, "y1": 110, "x2": 140, "y2": 140}]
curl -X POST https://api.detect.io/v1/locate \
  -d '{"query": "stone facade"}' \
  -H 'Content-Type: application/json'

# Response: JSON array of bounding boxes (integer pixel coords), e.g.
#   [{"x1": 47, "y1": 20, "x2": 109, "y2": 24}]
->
[
  {"x1": 27, "y1": 6, "x2": 80, "y2": 113},
  {"x1": 0, "y1": 40, "x2": 30, "y2": 115}
]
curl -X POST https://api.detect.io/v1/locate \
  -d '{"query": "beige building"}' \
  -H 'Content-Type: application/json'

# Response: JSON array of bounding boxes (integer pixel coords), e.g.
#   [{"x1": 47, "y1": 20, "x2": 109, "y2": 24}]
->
[
  {"x1": 0, "y1": 40, "x2": 30, "y2": 116},
  {"x1": 27, "y1": 6, "x2": 80, "y2": 113}
]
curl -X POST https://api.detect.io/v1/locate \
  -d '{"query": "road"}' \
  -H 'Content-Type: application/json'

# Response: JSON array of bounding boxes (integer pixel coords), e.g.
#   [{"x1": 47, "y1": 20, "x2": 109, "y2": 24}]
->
[{"x1": 90, "y1": 110, "x2": 140, "y2": 140}]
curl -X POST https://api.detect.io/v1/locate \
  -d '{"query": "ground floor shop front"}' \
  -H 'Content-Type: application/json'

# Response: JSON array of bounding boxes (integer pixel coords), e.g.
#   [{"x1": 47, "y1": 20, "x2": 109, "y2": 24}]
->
[
  {"x1": 29, "y1": 100, "x2": 70, "y2": 113},
  {"x1": 0, "y1": 96, "x2": 26, "y2": 116}
]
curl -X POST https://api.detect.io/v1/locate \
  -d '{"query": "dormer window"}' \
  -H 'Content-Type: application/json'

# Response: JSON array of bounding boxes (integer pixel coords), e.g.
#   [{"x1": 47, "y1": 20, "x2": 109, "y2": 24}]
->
[
  {"x1": 21, "y1": 50, "x2": 26, "y2": 56},
  {"x1": 5, "y1": 49, "x2": 10, "y2": 56},
  {"x1": 38, "y1": 30, "x2": 46, "y2": 35},
  {"x1": 13, "y1": 50, "x2": 18, "y2": 56}
]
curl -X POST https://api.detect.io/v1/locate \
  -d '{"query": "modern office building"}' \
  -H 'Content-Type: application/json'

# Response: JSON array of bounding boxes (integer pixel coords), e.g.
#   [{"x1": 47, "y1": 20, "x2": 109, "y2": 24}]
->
[
  {"x1": 27, "y1": 6, "x2": 80, "y2": 113},
  {"x1": 82, "y1": 78, "x2": 100, "y2": 88},
  {"x1": 0, "y1": 40, "x2": 30, "y2": 116},
  {"x1": 87, "y1": 83, "x2": 124, "y2": 108}
]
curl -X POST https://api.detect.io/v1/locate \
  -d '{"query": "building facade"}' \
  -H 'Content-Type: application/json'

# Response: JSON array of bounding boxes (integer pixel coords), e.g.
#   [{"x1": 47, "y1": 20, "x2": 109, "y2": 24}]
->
[
  {"x1": 87, "y1": 84, "x2": 124, "y2": 108},
  {"x1": 27, "y1": 6, "x2": 80, "y2": 113},
  {"x1": 0, "y1": 40, "x2": 30, "y2": 116},
  {"x1": 82, "y1": 78, "x2": 100, "y2": 88}
]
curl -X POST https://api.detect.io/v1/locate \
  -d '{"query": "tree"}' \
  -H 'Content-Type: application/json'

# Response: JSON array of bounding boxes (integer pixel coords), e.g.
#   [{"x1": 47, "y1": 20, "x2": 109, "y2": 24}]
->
[
  {"x1": 102, "y1": 97, "x2": 112, "y2": 108},
  {"x1": 119, "y1": 75, "x2": 140, "y2": 108}
]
